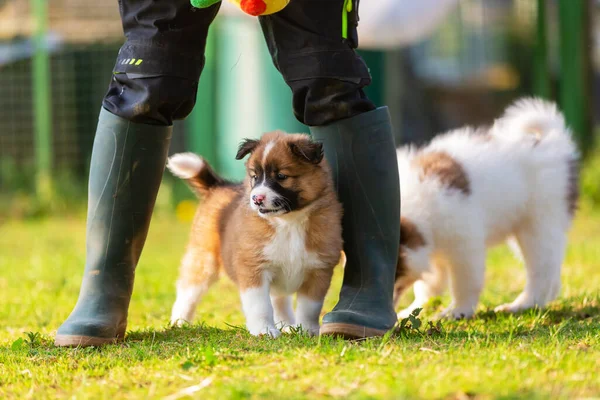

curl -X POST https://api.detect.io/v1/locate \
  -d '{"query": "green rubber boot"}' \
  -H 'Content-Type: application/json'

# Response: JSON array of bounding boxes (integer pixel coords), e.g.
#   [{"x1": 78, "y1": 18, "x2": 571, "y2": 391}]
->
[
  {"x1": 55, "y1": 108, "x2": 172, "y2": 347},
  {"x1": 311, "y1": 107, "x2": 400, "y2": 339}
]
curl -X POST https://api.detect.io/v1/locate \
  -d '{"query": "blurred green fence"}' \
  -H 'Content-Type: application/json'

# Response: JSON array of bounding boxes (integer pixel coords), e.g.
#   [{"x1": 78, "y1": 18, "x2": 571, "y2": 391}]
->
[{"x1": 0, "y1": 0, "x2": 596, "y2": 210}]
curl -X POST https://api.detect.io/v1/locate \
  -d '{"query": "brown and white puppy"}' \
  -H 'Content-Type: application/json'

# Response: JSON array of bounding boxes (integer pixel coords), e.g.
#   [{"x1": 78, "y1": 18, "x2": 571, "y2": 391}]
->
[
  {"x1": 167, "y1": 131, "x2": 343, "y2": 337},
  {"x1": 394, "y1": 98, "x2": 579, "y2": 319}
]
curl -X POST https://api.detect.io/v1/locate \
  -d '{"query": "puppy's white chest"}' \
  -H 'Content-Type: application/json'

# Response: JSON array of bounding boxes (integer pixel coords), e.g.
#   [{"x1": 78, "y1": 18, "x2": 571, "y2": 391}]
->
[{"x1": 263, "y1": 221, "x2": 322, "y2": 294}]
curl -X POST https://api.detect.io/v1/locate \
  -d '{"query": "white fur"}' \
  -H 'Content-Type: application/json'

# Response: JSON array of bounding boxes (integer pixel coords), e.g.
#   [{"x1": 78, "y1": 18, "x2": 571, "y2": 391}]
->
[
  {"x1": 170, "y1": 284, "x2": 208, "y2": 327},
  {"x1": 250, "y1": 183, "x2": 284, "y2": 216},
  {"x1": 396, "y1": 98, "x2": 578, "y2": 319},
  {"x1": 262, "y1": 207, "x2": 326, "y2": 336},
  {"x1": 170, "y1": 252, "x2": 219, "y2": 326},
  {"x1": 262, "y1": 140, "x2": 276, "y2": 163},
  {"x1": 264, "y1": 208, "x2": 323, "y2": 295},
  {"x1": 167, "y1": 152, "x2": 205, "y2": 179},
  {"x1": 397, "y1": 262, "x2": 448, "y2": 319},
  {"x1": 239, "y1": 208, "x2": 327, "y2": 337},
  {"x1": 250, "y1": 140, "x2": 288, "y2": 216},
  {"x1": 240, "y1": 276, "x2": 281, "y2": 338}
]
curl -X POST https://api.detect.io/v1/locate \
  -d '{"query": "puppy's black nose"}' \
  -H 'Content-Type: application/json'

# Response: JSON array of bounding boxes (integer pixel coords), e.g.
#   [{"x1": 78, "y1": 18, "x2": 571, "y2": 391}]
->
[{"x1": 252, "y1": 194, "x2": 265, "y2": 206}]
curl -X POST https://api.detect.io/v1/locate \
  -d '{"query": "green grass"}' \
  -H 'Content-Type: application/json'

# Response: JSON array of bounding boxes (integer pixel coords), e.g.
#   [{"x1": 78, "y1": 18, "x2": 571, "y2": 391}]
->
[{"x1": 1, "y1": 205, "x2": 599, "y2": 399}]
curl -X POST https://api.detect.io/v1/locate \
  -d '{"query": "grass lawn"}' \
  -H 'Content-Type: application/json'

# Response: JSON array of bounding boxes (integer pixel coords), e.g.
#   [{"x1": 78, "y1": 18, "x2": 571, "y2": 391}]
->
[{"x1": 1, "y1": 202, "x2": 599, "y2": 399}]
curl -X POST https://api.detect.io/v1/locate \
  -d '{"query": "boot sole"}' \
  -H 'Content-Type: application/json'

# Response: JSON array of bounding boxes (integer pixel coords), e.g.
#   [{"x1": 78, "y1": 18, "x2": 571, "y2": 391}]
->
[
  {"x1": 319, "y1": 323, "x2": 389, "y2": 339},
  {"x1": 54, "y1": 334, "x2": 123, "y2": 347}
]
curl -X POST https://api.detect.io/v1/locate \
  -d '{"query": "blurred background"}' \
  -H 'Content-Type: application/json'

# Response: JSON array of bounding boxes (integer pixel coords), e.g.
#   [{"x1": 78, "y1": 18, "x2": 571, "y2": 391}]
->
[{"x1": 1, "y1": 0, "x2": 599, "y2": 221}]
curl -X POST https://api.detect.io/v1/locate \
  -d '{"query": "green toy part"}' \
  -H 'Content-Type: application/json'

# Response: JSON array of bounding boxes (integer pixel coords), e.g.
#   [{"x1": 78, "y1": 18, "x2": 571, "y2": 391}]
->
[{"x1": 190, "y1": 0, "x2": 221, "y2": 8}]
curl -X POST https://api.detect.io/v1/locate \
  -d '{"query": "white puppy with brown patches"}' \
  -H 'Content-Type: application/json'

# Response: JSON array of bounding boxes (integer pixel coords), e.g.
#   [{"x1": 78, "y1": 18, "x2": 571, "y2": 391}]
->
[
  {"x1": 167, "y1": 131, "x2": 343, "y2": 337},
  {"x1": 394, "y1": 98, "x2": 579, "y2": 319}
]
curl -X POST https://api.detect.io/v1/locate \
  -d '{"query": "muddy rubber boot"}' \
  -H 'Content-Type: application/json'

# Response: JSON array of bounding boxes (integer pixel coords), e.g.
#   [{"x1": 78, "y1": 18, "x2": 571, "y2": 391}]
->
[
  {"x1": 55, "y1": 108, "x2": 172, "y2": 347},
  {"x1": 311, "y1": 107, "x2": 400, "y2": 339}
]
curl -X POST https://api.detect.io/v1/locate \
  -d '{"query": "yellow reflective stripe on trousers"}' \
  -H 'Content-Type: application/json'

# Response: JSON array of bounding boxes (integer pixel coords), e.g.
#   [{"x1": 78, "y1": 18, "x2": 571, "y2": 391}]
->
[{"x1": 342, "y1": 0, "x2": 353, "y2": 39}]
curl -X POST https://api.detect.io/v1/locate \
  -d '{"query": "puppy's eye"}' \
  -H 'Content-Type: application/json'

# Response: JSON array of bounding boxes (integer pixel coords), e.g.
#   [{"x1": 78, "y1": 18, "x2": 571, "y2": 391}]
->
[
  {"x1": 276, "y1": 173, "x2": 288, "y2": 181},
  {"x1": 251, "y1": 175, "x2": 257, "y2": 183}
]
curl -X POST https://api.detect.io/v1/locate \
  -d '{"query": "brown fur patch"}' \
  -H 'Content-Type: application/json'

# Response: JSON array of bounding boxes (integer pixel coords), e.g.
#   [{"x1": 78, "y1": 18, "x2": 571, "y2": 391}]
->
[
  {"x1": 177, "y1": 186, "x2": 241, "y2": 289},
  {"x1": 567, "y1": 158, "x2": 580, "y2": 216},
  {"x1": 394, "y1": 217, "x2": 426, "y2": 304},
  {"x1": 400, "y1": 217, "x2": 426, "y2": 250},
  {"x1": 397, "y1": 217, "x2": 426, "y2": 281},
  {"x1": 298, "y1": 268, "x2": 335, "y2": 301},
  {"x1": 304, "y1": 192, "x2": 343, "y2": 259},
  {"x1": 414, "y1": 151, "x2": 471, "y2": 195}
]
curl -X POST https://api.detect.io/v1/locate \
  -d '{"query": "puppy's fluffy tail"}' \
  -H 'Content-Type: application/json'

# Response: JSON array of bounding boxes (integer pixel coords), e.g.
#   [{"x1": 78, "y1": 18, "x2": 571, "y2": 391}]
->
[
  {"x1": 493, "y1": 97, "x2": 576, "y2": 153},
  {"x1": 167, "y1": 153, "x2": 229, "y2": 197},
  {"x1": 493, "y1": 97, "x2": 580, "y2": 215}
]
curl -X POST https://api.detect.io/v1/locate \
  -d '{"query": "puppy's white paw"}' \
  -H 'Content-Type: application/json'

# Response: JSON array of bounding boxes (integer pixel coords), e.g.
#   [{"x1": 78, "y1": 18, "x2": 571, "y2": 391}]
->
[
  {"x1": 494, "y1": 292, "x2": 540, "y2": 314},
  {"x1": 170, "y1": 318, "x2": 188, "y2": 328},
  {"x1": 298, "y1": 324, "x2": 320, "y2": 336},
  {"x1": 265, "y1": 327, "x2": 282, "y2": 338},
  {"x1": 494, "y1": 301, "x2": 532, "y2": 314},
  {"x1": 437, "y1": 306, "x2": 474, "y2": 320},
  {"x1": 397, "y1": 308, "x2": 414, "y2": 320},
  {"x1": 248, "y1": 325, "x2": 281, "y2": 338}
]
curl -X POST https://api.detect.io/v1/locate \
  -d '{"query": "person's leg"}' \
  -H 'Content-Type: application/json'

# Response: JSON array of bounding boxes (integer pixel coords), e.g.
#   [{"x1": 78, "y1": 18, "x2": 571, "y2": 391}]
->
[
  {"x1": 259, "y1": 0, "x2": 401, "y2": 338},
  {"x1": 55, "y1": 0, "x2": 220, "y2": 347}
]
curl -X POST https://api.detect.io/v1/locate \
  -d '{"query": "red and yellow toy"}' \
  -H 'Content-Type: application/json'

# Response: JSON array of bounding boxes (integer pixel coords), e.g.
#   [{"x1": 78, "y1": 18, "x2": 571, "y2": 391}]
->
[{"x1": 190, "y1": 0, "x2": 289, "y2": 16}]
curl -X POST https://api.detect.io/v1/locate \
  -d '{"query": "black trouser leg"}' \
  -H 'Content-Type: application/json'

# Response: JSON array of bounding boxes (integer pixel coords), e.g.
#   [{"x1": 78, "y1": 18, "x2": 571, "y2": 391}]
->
[
  {"x1": 259, "y1": 0, "x2": 375, "y2": 126},
  {"x1": 104, "y1": 0, "x2": 220, "y2": 125}
]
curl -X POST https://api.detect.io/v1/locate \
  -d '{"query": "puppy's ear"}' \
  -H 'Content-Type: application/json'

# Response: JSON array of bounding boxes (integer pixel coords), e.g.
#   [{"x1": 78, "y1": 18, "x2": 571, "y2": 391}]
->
[
  {"x1": 289, "y1": 139, "x2": 324, "y2": 165},
  {"x1": 235, "y1": 138, "x2": 260, "y2": 160}
]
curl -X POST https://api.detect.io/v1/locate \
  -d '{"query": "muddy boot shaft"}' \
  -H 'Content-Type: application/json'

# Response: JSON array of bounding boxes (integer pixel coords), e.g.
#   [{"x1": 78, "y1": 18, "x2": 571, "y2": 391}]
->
[
  {"x1": 311, "y1": 107, "x2": 400, "y2": 338},
  {"x1": 55, "y1": 108, "x2": 171, "y2": 347}
]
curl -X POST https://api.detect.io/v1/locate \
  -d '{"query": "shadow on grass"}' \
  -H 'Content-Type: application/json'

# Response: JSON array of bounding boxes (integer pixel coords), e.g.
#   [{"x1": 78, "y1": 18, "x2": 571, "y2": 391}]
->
[
  {"x1": 387, "y1": 296, "x2": 600, "y2": 345},
  {"x1": 443, "y1": 389, "x2": 549, "y2": 400},
  {"x1": 126, "y1": 323, "x2": 245, "y2": 343},
  {"x1": 17, "y1": 296, "x2": 595, "y2": 354},
  {"x1": 123, "y1": 296, "x2": 600, "y2": 350},
  {"x1": 130, "y1": 324, "x2": 274, "y2": 347},
  {"x1": 121, "y1": 322, "x2": 341, "y2": 354},
  {"x1": 474, "y1": 298, "x2": 600, "y2": 324}
]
